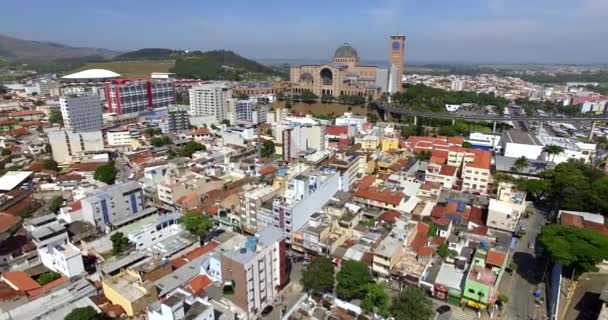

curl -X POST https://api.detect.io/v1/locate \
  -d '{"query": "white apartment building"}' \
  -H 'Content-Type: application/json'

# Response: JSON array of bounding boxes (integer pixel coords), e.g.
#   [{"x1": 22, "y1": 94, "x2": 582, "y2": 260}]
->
[
  {"x1": 189, "y1": 83, "x2": 232, "y2": 122},
  {"x1": 60, "y1": 94, "x2": 103, "y2": 133},
  {"x1": 280, "y1": 124, "x2": 325, "y2": 161},
  {"x1": 27, "y1": 214, "x2": 85, "y2": 278},
  {"x1": 47, "y1": 130, "x2": 105, "y2": 163},
  {"x1": 127, "y1": 212, "x2": 182, "y2": 250},
  {"x1": 239, "y1": 184, "x2": 281, "y2": 234},
  {"x1": 147, "y1": 288, "x2": 215, "y2": 320},
  {"x1": 487, "y1": 198, "x2": 526, "y2": 232},
  {"x1": 335, "y1": 112, "x2": 367, "y2": 130},
  {"x1": 210, "y1": 226, "x2": 287, "y2": 316},
  {"x1": 80, "y1": 181, "x2": 153, "y2": 231},
  {"x1": 271, "y1": 167, "x2": 340, "y2": 242},
  {"x1": 106, "y1": 129, "x2": 136, "y2": 146}
]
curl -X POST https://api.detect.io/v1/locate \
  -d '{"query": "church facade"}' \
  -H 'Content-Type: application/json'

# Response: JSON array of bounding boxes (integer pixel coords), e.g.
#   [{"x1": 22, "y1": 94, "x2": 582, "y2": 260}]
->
[{"x1": 289, "y1": 35, "x2": 405, "y2": 99}]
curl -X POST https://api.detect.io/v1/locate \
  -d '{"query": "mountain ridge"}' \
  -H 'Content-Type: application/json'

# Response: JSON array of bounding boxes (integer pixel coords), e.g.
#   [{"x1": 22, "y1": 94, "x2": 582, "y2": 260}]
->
[{"x1": 0, "y1": 34, "x2": 120, "y2": 61}]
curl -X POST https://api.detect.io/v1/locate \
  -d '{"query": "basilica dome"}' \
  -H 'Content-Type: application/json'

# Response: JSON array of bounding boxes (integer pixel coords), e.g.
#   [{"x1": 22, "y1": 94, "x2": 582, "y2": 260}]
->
[{"x1": 333, "y1": 43, "x2": 358, "y2": 59}]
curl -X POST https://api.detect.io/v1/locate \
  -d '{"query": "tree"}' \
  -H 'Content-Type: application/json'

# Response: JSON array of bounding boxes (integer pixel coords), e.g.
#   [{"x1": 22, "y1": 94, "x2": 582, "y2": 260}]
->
[
  {"x1": 302, "y1": 256, "x2": 335, "y2": 293},
  {"x1": 260, "y1": 140, "x2": 275, "y2": 158},
  {"x1": 144, "y1": 128, "x2": 162, "y2": 136},
  {"x1": 42, "y1": 159, "x2": 59, "y2": 171},
  {"x1": 150, "y1": 135, "x2": 172, "y2": 147},
  {"x1": 1, "y1": 148, "x2": 11, "y2": 156},
  {"x1": 64, "y1": 306, "x2": 98, "y2": 320},
  {"x1": 265, "y1": 128, "x2": 273, "y2": 136},
  {"x1": 539, "y1": 224, "x2": 608, "y2": 274},
  {"x1": 513, "y1": 156, "x2": 529, "y2": 172},
  {"x1": 462, "y1": 141, "x2": 473, "y2": 148},
  {"x1": 437, "y1": 243, "x2": 450, "y2": 258},
  {"x1": 516, "y1": 178, "x2": 549, "y2": 201},
  {"x1": 543, "y1": 144, "x2": 565, "y2": 162},
  {"x1": 49, "y1": 196, "x2": 64, "y2": 213},
  {"x1": 300, "y1": 91, "x2": 318, "y2": 103},
  {"x1": 390, "y1": 287, "x2": 433, "y2": 320},
  {"x1": 361, "y1": 282, "x2": 390, "y2": 317},
  {"x1": 94, "y1": 162, "x2": 117, "y2": 185},
  {"x1": 37, "y1": 271, "x2": 61, "y2": 285},
  {"x1": 498, "y1": 294, "x2": 509, "y2": 304},
  {"x1": 414, "y1": 151, "x2": 432, "y2": 162},
  {"x1": 221, "y1": 119, "x2": 231, "y2": 126},
  {"x1": 48, "y1": 108, "x2": 63, "y2": 125},
  {"x1": 180, "y1": 211, "x2": 213, "y2": 238},
  {"x1": 110, "y1": 232, "x2": 130, "y2": 255},
  {"x1": 178, "y1": 141, "x2": 205, "y2": 158},
  {"x1": 336, "y1": 260, "x2": 373, "y2": 300}
]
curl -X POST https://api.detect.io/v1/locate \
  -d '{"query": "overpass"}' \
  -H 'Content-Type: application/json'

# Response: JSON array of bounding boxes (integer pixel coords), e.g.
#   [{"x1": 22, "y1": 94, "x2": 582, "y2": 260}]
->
[{"x1": 375, "y1": 103, "x2": 608, "y2": 122}]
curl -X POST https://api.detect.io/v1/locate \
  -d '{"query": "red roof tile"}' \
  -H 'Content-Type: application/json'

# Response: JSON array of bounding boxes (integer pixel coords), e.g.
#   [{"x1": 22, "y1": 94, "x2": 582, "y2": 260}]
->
[
  {"x1": 486, "y1": 250, "x2": 506, "y2": 267},
  {"x1": 378, "y1": 210, "x2": 401, "y2": 223},
  {"x1": 185, "y1": 242, "x2": 219, "y2": 261},
  {"x1": 418, "y1": 246, "x2": 433, "y2": 257},
  {"x1": 8, "y1": 110, "x2": 44, "y2": 117},
  {"x1": 560, "y1": 212, "x2": 585, "y2": 228},
  {"x1": 410, "y1": 222, "x2": 429, "y2": 254},
  {"x1": 193, "y1": 128, "x2": 210, "y2": 136},
  {"x1": 258, "y1": 165, "x2": 278, "y2": 175},
  {"x1": 358, "y1": 176, "x2": 375, "y2": 189},
  {"x1": 187, "y1": 274, "x2": 213, "y2": 296},
  {"x1": 27, "y1": 276, "x2": 67, "y2": 298},
  {"x1": 325, "y1": 126, "x2": 348, "y2": 137},
  {"x1": 7, "y1": 128, "x2": 29, "y2": 137},
  {"x1": 1, "y1": 271, "x2": 40, "y2": 291},
  {"x1": 67, "y1": 200, "x2": 82, "y2": 213},
  {"x1": 0, "y1": 212, "x2": 22, "y2": 234},
  {"x1": 354, "y1": 186, "x2": 406, "y2": 206},
  {"x1": 67, "y1": 162, "x2": 105, "y2": 172}
]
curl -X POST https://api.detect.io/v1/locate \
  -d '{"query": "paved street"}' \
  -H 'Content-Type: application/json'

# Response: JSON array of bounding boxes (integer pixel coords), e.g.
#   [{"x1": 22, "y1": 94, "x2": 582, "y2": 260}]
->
[
  {"x1": 500, "y1": 208, "x2": 548, "y2": 320},
  {"x1": 563, "y1": 273, "x2": 608, "y2": 320},
  {"x1": 264, "y1": 259, "x2": 306, "y2": 320}
]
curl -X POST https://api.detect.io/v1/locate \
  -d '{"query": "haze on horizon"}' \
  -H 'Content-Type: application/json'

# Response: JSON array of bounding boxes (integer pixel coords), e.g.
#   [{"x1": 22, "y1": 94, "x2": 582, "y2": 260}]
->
[{"x1": 1, "y1": 0, "x2": 607, "y2": 64}]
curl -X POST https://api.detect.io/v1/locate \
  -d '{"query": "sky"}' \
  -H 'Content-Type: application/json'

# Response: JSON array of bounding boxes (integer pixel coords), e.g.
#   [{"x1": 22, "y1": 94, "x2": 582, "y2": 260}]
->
[{"x1": 1, "y1": 0, "x2": 607, "y2": 64}]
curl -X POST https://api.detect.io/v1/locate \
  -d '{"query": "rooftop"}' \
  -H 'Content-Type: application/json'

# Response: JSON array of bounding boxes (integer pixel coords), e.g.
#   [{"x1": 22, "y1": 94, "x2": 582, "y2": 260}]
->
[
  {"x1": 468, "y1": 266, "x2": 497, "y2": 285},
  {"x1": 434, "y1": 263, "x2": 466, "y2": 290},
  {"x1": 62, "y1": 69, "x2": 121, "y2": 79},
  {"x1": 502, "y1": 129, "x2": 542, "y2": 146},
  {"x1": 104, "y1": 273, "x2": 150, "y2": 302},
  {"x1": 0, "y1": 171, "x2": 33, "y2": 191}
]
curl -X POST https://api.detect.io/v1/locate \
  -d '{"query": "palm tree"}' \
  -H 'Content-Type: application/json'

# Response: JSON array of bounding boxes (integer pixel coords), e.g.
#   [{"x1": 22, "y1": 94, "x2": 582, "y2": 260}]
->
[
  {"x1": 514, "y1": 156, "x2": 529, "y2": 172},
  {"x1": 543, "y1": 145, "x2": 565, "y2": 162}
]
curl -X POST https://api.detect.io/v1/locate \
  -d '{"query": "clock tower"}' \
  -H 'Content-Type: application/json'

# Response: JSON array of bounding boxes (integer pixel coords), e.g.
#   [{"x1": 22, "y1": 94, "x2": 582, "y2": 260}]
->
[{"x1": 389, "y1": 34, "x2": 406, "y2": 93}]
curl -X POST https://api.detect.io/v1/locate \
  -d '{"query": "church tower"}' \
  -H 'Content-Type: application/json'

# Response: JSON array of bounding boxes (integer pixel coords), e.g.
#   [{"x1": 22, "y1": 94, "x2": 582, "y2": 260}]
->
[{"x1": 388, "y1": 35, "x2": 406, "y2": 93}]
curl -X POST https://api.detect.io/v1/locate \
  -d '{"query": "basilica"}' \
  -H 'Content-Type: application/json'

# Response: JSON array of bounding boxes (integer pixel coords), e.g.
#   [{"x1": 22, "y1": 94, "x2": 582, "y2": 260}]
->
[{"x1": 289, "y1": 35, "x2": 405, "y2": 99}]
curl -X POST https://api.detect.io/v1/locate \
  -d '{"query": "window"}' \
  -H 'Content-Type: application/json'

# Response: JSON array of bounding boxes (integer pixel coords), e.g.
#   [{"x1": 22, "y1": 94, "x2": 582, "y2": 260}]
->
[{"x1": 468, "y1": 289, "x2": 475, "y2": 294}]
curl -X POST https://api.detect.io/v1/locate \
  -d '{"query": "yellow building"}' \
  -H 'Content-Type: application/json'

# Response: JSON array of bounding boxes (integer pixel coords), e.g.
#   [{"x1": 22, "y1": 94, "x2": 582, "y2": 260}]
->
[
  {"x1": 361, "y1": 136, "x2": 379, "y2": 150},
  {"x1": 381, "y1": 137, "x2": 400, "y2": 152},
  {"x1": 102, "y1": 270, "x2": 158, "y2": 316}
]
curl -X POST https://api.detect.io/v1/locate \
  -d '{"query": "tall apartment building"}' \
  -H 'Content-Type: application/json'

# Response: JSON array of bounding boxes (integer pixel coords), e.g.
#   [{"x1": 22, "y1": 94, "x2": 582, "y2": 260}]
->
[
  {"x1": 239, "y1": 184, "x2": 282, "y2": 234},
  {"x1": 106, "y1": 78, "x2": 175, "y2": 115},
  {"x1": 26, "y1": 214, "x2": 85, "y2": 278},
  {"x1": 189, "y1": 83, "x2": 232, "y2": 122},
  {"x1": 270, "y1": 167, "x2": 340, "y2": 242},
  {"x1": 168, "y1": 104, "x2": 191, "y2": 132},
  {"x1": 279, "y1": 124, "x2": 325, "y2": 162},
  {"x1": 47, "y1": 130, "x2": 105, "y2": 163},
  {"x1": 210, "y1": 226, "x2": 287, "y2": 317},
  {"x1": 80, "y1": 181, "x2": 154, "y2": 232},
  {"x1": 60, "y1": 94, "x2": 103, "y2": 132}
]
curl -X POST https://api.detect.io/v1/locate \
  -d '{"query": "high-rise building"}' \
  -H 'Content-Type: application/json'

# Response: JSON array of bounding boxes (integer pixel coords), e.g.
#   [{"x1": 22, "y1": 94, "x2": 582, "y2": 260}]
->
[
  {"x1": 167, "y1": 104, "x2": 191, "y2": 132},
  {"x1": 210, "y1": 226, "x2": 288, "y2": 316},
  {"x1": 47, "y1": 130, "x2": 105, "y2": 163},
  {"x1": 105, "y1": 78, "x2": 175, "y2": 115},
  {"x1": 60, "y1": 94, "x2": 103, "y2": 133},
  {"x1": 189, "y1": 83, "x2": 232, "y2": 123},
  {"x1": 388, "y1": 35, "x2": 406, "y2": 94},
  {"x1": 451, "y1": 79, "x2": 465, "y2": 91}
]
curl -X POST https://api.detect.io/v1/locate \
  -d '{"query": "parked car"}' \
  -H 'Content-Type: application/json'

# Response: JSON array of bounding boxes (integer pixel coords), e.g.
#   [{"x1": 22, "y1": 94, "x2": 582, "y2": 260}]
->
[
  {"x1": 436, "y1": 305, "x2": 451, "y2": 314},
  {"x1": 261, "y1": 306, "x2": 274, "y2": 316}
]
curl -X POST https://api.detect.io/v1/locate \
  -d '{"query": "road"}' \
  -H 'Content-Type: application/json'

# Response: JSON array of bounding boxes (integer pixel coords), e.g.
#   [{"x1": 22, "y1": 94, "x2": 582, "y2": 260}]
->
[
  {"x1": 264, "y1": 259, "x2": 306, "y2": 320},
  {"x1": 500, "y1": 207, "x2": 548, "y2": 320},
  {"x1": 375, "y1": 103, "x2": 608, "y2": 121}
]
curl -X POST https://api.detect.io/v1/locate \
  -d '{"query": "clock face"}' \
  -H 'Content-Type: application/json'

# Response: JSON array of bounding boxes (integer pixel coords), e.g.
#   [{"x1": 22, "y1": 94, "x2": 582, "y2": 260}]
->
[{"x1": 392, "y1": 41, "x2": 401, "y2": 50}]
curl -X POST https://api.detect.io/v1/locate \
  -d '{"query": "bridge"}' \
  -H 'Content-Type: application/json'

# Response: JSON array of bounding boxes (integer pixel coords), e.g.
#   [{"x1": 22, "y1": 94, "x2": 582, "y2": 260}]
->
[{"x1": 375, "y1": 103, "x2": 608, "y2": 122}]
